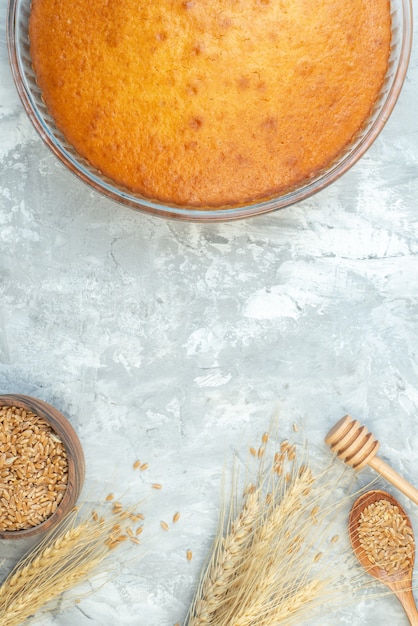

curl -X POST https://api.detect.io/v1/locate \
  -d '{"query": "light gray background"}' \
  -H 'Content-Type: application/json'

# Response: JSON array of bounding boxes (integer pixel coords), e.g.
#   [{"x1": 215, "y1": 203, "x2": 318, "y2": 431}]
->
[{"x1": 1, "y1": 2, "x2": 417, "y2": 624}]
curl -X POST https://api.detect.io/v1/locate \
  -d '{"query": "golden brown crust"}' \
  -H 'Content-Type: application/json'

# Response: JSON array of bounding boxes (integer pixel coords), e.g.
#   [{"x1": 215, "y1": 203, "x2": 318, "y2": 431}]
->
[{"x1": 29, "y1": 0, "x2": 391, "y2": 207}]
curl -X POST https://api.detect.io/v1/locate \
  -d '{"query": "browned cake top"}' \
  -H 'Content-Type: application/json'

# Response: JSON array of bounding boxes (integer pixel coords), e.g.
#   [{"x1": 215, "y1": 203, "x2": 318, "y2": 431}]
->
[{"x1": 29, "y1": 0, "x2": 391, "y2": 207}]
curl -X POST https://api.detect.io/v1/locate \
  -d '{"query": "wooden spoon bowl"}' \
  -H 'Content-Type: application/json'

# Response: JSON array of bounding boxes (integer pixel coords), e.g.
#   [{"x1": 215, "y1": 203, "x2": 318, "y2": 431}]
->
[{"x1": 349, "y1": 490, "x2": 418, "y2": 625}]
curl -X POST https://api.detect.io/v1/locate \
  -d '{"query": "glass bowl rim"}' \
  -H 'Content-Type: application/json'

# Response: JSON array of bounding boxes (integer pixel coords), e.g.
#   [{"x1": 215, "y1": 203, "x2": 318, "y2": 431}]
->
[{"x1": 6, "y1": 0, "x2": 414, "y2": 222}]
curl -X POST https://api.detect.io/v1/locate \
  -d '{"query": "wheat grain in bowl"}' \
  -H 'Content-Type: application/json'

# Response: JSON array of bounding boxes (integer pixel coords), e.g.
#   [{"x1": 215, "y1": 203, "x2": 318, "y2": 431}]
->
[
  {"x1": 0, "y1": 405, "x2": 68, "y2": 532},
  {"x1": 0, "y1": 395, "x2": 85, "y2": 539}
]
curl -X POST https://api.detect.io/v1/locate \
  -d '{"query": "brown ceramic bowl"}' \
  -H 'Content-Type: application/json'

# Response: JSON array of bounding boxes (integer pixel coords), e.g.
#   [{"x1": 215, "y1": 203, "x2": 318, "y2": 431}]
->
[{"x1": 0, "y1": 394, "x2": 85, "y2": 540}]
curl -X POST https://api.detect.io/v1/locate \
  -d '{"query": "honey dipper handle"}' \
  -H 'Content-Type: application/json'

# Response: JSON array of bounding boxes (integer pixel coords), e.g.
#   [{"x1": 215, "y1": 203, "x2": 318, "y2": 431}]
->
[{"x1": 369, "y1": 456, "x2": 418, "y2": 506}]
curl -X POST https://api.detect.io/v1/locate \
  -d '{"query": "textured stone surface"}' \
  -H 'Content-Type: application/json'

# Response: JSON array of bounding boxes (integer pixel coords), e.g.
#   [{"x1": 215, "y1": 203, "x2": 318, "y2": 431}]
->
[{"x1": 1, "y1": 3, "x2": 418, "y2": 623}]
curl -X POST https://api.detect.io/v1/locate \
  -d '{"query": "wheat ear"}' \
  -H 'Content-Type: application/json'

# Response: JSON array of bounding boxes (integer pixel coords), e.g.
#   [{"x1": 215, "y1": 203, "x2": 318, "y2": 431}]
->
[
  {"x1": 0, "y1": 556, "x2": 105, "y2": 626},
  {"x1": 213, "y1": 462, "x2": 321, "y2": 625},
  {"x1": 186, "y1": 431, "x2": 371, "y2": 626},
  {"x1": 0, "y1": 503, "x2": 142, "y2": 626},
  {"x1": 188, "y1": 483, "x2": 261, "y2": 625}
]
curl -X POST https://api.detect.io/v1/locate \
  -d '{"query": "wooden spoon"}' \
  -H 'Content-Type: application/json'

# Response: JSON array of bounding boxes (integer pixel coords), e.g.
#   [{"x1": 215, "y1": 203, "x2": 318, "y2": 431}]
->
[{"x1": 349, "y1": 490, "x2": 418, "y2": 625}]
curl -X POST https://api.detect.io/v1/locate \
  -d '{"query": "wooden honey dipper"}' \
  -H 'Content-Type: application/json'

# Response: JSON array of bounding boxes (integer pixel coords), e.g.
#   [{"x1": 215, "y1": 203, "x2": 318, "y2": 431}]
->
[{"x1": 325, "y1": 415, "x2": 418, "y2": 505}]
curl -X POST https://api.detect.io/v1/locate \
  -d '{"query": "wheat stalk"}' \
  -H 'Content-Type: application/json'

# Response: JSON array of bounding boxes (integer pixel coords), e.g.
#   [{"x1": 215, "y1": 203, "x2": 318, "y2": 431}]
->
[
  {"x1": 0, "y1": 557, "x2": 104, "y2": 626},
  {"x1": 190, "y1": 485, "x2": 261, "y2": 625},
  {"x1": 0, "y1": 501, "x2": 143, "y2": 626},
  {"x1": 0, "y1": 524, "x2": 87, "y2": 602},
  {"x1": 186, "y1": 431, "x2": 369, "y2": 626},
  {"x1": 213, "y1": 465, "x2": 322, "y2": 624}
]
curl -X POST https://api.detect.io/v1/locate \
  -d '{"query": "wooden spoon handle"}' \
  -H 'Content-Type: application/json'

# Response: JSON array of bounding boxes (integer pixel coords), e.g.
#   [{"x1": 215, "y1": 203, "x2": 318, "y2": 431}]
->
[
  {"x1": 395, "y1": 588, "x2": 418, "y2": 625},
  {"x1": 369, "y1": 456, "x2": 418, "y2": 506}
]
